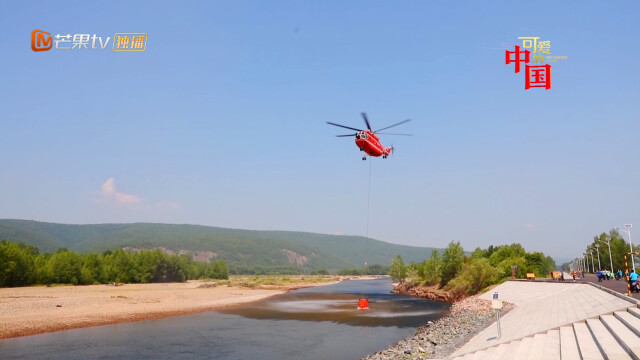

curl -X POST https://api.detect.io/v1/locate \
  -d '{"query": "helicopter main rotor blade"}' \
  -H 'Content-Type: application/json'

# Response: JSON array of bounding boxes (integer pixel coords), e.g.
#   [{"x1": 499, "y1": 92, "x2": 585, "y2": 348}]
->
[
  {"x1": 326, "y1": 121, "x2": 363, "y2": 132},
  {"x1": 374, "y1": 119, "x2": 411, "y2": 133},
  {"x1": 361, "y1": 112, "x2": 372, "y2": 131},
  {"x1": 336, "y1": 133, "x2": 357, "y2": 137},
  {"x1": 376, "y1": 132, "x2": 413, "y2": 136}
]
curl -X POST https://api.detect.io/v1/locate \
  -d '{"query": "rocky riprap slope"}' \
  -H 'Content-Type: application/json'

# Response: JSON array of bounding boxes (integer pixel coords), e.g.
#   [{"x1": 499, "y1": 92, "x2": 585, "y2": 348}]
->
[
  {"x1": 362, "y1": 294, "x2": 514, "y2": 360},
  {"x1": 392, "y1": 282, "x2": 462, "y2": 302}
]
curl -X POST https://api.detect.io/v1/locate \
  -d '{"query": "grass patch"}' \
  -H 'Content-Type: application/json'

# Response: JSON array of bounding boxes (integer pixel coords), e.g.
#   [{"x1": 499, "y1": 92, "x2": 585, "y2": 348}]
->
[{"x1": 226, "y1": 275, "x2": 338, "y2": 288}]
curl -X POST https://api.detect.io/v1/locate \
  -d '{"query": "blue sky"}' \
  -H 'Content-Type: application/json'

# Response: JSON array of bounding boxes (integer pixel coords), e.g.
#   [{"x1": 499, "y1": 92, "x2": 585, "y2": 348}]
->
[{"x1": 1, "y1": 1, "x2": 639, "y2": 260}]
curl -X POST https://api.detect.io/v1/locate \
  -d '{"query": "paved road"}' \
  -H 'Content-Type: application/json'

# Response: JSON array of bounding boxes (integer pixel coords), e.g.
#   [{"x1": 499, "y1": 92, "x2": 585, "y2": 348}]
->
[{"x1": 571, "y1": 272, "x2": 640, "y2": 300}]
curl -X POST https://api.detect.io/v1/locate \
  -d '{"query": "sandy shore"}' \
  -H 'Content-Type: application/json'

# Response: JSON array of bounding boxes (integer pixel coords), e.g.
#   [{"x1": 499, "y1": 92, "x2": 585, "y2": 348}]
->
[{"x1": 0, "y1": 280, "x2": 335, "y2": 339}]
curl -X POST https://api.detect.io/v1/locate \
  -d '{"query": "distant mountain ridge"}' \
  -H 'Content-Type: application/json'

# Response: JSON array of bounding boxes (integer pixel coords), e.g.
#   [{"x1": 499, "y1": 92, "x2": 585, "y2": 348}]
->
[{"x1": 0, "y1": 219, "x2": 441, "y2": 271}]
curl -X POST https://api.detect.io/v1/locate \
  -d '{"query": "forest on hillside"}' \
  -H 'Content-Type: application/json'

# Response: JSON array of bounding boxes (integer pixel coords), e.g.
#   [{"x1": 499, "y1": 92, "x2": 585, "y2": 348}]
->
[
  {"x1": 0, "y1": 240, "x2": 229, "y2": 287},
  {"x1": 0, "y1": 220, "x2": 439, "y2": 271}
]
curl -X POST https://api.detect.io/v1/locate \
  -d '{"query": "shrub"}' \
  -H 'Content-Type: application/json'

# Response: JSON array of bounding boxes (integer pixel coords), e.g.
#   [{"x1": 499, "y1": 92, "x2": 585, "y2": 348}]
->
[
  {"x1": 440, "y1": 241, "x2": 464, "y2": 286},
  {"x1": 445, "y1": 257, "x2": 500, "y2": 296},
  {"x1": 389, "y1": 255, "x2": 406, "y2": 282}
]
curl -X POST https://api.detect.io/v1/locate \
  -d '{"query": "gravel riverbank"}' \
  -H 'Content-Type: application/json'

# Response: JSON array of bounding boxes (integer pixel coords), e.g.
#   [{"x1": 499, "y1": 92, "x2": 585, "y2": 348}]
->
[
  {"x1": 0, "y1": 278, "x2": 340, "y2": 339},
  {"x1": 362, "y1": 295, "x2": 514, "y2": 360}
]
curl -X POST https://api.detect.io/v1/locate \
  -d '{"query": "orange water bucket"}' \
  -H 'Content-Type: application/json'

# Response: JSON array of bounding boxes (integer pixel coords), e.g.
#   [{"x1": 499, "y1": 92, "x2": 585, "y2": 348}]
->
[{"x1": 358, "y1": 298, "x2": 369, "y2": 310}]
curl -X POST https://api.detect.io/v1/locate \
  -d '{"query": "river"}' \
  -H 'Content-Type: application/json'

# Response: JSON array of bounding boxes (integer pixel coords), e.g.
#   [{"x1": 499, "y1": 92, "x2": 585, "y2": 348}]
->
[{"x1": 0, "y1": 278, "x2": 450, "y2": 360}]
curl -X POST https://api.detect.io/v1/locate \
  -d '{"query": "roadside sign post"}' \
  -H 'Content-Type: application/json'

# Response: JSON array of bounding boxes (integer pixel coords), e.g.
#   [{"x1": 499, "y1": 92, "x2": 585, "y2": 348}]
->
[
  {"x1": 492, "y1": 292, "x2": 502, "y2": 339},
  {"x1": 624, "y1": 252, "x2": 640, "y2": 295}
]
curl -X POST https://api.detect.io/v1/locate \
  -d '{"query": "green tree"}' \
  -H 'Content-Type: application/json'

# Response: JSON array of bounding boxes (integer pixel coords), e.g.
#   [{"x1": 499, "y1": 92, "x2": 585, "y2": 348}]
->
[
  {"x1": 543, "y1": 255, "x2": 556, "y2": 274},
  {"x1": 210, "y1": 260, "x2": 229, "y2": 279},
  {"x1": 497, "y1": 256, "x2": 528, "y2": 278},
  {"x1": 166, "y1": 254, "x2": 189, "y2": 282},
  {"x1": 389, "y1": 255, "x2": 407, "y2": 282},
  {"x1": 133, "y1": 250, "x2": 161, "y2": 283},
  {"x1": 80, "y1": 253, "x2": 104, "y2": 284},
  {"x1": 609, "y1": 229, "x2": 630, "y2": 272},
  {"x1": 102, "y1": 249, "x2": 134, "y2": 283},
  {"x1": 338, "y1": 267, "x2": 365, "y2": 275},
  {"x1": 405, "y1": 266, "x2": 420, "y2": 285},
  {"x1": 34, "y1": 253, "x2": 52, "y2": 284},
  {"x1": 524, "y1": 252, "x2": 554, "y2": 275},
  {"x1": 470, "y1": 247, "x2": 488, "y2": 259},
  {"x1": 488, "y1": 243, "x2": 526, "y2": 267},
  {"x1": 485, "y1": 245, "x2": 498, "y2": 258},
  {"x1": 421, "y1": 249, "x2": 443, "y2": 285},
  {"x1": 0, "y1": 241, "x2": 36, "y2": 287},
  {"x1": 47, "y1": 250, "x2": 82, "y2": 285},
  {"x1": 364, "y1": 264, "x2": 389, "y2": 275},
  {"x1": 440, "y1": 241, "x2": 464, "y2": 286},
  {"x1": 445, "y1": 257, "x2": 500, "y2": 296}
]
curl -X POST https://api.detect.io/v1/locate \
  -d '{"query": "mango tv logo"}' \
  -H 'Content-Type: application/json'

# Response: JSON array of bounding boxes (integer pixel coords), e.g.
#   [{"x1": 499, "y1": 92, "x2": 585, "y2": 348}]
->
[{"x1": 31, "y1": 29, "x2": 52, "y2": 52}]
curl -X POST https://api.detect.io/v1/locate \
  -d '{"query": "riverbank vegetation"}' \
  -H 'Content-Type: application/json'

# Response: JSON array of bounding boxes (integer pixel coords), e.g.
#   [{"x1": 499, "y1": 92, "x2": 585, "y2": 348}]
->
[
  {"x1": 1, "y1": 237, "x2": 555, "y2": 296},
  {"x1": 390, "y1": 241, "x2": 556, "y2": 298},
  {"x1": 0, "y1": 240, "x2": 229, "y2": 287},
  {"x1": 222, "y1": 274, "x2": 339, "y2": 288},
  {"x1": 0, "y1": 240, "x2": 386, "y2": 288},
  {"x1": 336, "y1": 264, "x2": 390, "y2": 275}
]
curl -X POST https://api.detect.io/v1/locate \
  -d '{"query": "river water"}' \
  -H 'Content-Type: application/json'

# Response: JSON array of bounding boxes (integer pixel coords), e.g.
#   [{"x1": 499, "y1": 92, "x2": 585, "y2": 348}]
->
[{"x1": 0, "y1": 278, "x2": 449, "y2": 360}]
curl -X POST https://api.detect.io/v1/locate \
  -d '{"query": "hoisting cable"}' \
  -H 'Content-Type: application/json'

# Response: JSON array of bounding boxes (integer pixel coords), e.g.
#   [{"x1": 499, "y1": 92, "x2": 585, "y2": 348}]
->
[
  {"x1": 365, "y1": 158, "x2": 372, "y2": 267},
  {"x1": 358, "y1": 158, "x2": 373, "y2": 310}
]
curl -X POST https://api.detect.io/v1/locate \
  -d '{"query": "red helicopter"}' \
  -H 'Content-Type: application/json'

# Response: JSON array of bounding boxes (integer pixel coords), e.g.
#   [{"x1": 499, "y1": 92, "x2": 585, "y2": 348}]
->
[{"x1": 327, "y1": 113, "x2": 411, "y2": 160}]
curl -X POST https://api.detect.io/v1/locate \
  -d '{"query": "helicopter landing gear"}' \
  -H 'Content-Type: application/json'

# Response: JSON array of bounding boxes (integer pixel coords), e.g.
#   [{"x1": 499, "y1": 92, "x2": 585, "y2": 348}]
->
[{"x1": 362, "y1": 156, "x2": 366, "y2": 161}]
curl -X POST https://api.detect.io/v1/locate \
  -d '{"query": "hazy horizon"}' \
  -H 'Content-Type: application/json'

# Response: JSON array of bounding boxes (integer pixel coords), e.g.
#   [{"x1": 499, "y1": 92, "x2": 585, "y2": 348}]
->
[{"x1": 0, "y1": 218, "x2": 574, "y2": 265}]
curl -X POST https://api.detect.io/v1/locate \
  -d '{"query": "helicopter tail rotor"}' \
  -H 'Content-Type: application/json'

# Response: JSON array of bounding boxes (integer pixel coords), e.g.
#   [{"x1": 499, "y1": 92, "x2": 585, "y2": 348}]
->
[{"x1": 382, "y1": 146, "x2": 394, "y2": 159}]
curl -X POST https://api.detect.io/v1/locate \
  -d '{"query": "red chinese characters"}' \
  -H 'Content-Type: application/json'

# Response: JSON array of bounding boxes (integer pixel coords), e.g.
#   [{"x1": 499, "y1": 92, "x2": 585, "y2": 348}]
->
[
  {"x1": 505, "y1": 45, "x2": 551, "y2": 90},
  {"x1": 525, "y1": 64, "x2": 551, "y2": 90},
  {"x1": 505, "y1": 45, "x2": 530, "y2": 74}
]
